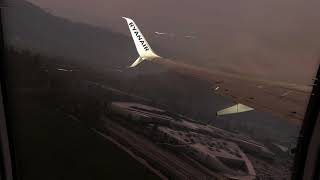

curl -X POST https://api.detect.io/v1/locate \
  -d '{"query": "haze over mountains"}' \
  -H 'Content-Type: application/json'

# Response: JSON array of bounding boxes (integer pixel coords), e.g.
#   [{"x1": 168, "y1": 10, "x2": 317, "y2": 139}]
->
[
  {"x1": 4, "y1": 0, "x2": 320, "y2": 84},
  {"x1": 2, "y1": 0, "x2": 140, "y2": 69}
]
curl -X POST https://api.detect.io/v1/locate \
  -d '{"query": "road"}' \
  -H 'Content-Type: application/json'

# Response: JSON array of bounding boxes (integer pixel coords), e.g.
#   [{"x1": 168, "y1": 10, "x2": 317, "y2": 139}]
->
[{"x1": 95, "y1": 115, "x2": 224, "y2": 180}]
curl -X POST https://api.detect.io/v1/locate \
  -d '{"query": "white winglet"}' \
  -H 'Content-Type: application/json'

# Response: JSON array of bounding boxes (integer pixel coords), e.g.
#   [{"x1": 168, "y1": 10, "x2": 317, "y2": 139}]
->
[
  {"x1": 130, "y1": 57, "x2": 144, "y2": 68},
  {"x1": 122, "y1": 17, "x2": 160, "y2": 67}
]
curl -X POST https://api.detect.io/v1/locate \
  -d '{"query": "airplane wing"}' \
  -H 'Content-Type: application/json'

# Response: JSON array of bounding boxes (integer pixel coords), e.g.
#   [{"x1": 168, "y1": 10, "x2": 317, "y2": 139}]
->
[
  {"x1": 155, "y1": 59, "x2": 312, "y2": 124},
  {"x1": 121, "y1": 17, "x2": 312, "y2": 123}
]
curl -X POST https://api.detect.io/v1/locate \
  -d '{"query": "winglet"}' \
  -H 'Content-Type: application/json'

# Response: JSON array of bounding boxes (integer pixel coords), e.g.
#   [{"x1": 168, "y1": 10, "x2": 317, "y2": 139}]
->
[
  {"x1": 129, "y1": 57, "x2": 144, "y2": 68},
  {"x1": 122, "y1": 17, "x2": 160, "y2": 60}
]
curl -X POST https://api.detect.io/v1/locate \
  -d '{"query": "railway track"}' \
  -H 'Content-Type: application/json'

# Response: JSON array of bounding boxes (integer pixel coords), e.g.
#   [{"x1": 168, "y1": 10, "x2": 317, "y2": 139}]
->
[{"x1": 98, "y1": 116, "x2": 222, "y2": 180}]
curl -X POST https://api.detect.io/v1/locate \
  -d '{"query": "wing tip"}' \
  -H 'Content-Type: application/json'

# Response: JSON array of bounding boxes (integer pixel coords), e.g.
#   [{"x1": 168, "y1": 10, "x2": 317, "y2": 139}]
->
[{"x1": 122, "y1": 16, "x2": 131, "y2": 21}]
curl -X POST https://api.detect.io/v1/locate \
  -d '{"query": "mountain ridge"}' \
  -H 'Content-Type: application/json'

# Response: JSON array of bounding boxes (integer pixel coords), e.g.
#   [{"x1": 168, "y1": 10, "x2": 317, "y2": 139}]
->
[{"x1": 2, "y1": 0, "x2": 137, "y2": 68}]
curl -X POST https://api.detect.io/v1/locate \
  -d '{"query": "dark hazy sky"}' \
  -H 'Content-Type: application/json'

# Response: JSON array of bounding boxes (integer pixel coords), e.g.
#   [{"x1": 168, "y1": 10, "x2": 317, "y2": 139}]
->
[{"x1": 26, "y1": 0, "x2": 320, "y2": 84}]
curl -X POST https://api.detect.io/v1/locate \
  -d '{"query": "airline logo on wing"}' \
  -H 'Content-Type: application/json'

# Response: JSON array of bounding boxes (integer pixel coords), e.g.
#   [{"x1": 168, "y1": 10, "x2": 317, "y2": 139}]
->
[
  {"x1": 128, "y1": 22, "x2": 150, "y2": 51},
  {"x1": 122, "y1": 17, "x2": 160, "y2": 67}
]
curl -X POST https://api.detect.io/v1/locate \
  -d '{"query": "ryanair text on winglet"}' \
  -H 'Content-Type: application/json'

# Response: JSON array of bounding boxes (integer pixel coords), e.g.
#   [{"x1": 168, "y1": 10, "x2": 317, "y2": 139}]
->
[{"x1": 129, "y1": 22, "x2": 150, "y2": 51}]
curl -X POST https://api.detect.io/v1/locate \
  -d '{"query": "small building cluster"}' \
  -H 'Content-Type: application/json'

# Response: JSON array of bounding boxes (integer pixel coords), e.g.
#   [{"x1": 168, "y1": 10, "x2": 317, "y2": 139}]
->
[{"x1": 108, "y1": 102, "x2": 276, "y2": 180}]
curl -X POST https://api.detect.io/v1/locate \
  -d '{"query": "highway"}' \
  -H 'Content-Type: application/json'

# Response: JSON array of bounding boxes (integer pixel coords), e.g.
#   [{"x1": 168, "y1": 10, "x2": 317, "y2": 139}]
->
[{"x1": 95, "y1": 115, "x2": 224, "y2": 180}]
